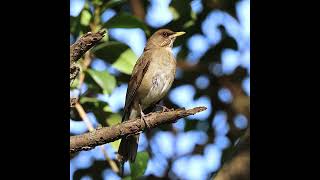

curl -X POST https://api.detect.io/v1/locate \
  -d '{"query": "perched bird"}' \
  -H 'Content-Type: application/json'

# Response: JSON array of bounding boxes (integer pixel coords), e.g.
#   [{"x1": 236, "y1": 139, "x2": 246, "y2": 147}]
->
[{"x1": 117, "y1": 29, "x2": 185, "y2": 168}]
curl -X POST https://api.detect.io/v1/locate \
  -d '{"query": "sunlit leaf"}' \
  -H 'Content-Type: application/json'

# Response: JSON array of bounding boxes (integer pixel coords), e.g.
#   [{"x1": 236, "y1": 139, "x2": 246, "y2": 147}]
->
[
  {"x1": 80, "y1": 9, "x2": 92, "y2": 26},
  {"x1": 86, "y1": 69, "x2": 116, "y2": 94},
  {"x1": 106, "y1": 113, "x2": 121, "y2": 126},
  {"x1": 130, "y1": 151, "x2": 149, "y2": 179},
  {"x1": 112, "y1": 49, "x2": 137, "y2": 74},
  {"x1": 106, "y1": 113, "x2": 122, "y2": 150},
  {"x1": 92, "y1": 42, "x2": 137, "y2": 74},
  {"x1": 70, "y1": 78, "x2": 79, "y2": 89},
  {"x1": 91, "y1": 0, "x2": 103, "y2": 6},
  {"x1": 183, "y1": 20, "x2": 195, "y2": 28},
  {"x1": 110, "y1": 139, "x2": 121, "y2": 150},
  {"x1": 103, "y1": 105, "x2": 112, "y2": 112},
  {"x1": 80, "y1": 97, "x2": 99, "y2": 104},
  {"x1": 169, "y1": 7, "x2": 180, "y2": 20}
]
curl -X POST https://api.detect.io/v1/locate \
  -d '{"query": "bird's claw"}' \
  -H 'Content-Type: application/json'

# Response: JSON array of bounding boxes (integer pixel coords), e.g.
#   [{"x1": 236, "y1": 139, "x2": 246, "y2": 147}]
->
[
  {"x1": 141, "y1": 111, "x2": 151, "y2": 129},
  {"x1": 139, "y1": 104, "x2": 151, "y2": 129}
]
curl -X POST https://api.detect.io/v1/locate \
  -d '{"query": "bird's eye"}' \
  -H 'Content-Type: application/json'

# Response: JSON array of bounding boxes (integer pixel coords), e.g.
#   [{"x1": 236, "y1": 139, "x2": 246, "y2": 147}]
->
[{"x1": 162, "y1": 32, "x2": 168, "y2": 37}]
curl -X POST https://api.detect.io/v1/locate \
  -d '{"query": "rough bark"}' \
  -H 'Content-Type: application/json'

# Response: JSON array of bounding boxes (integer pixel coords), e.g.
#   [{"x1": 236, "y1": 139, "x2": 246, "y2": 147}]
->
[
  {"x1": 70, "y1": 106, "x2": 207, "y2": 153},
  {"x1": 70, "y1": 29, "x2": 106, "y2": 82}
]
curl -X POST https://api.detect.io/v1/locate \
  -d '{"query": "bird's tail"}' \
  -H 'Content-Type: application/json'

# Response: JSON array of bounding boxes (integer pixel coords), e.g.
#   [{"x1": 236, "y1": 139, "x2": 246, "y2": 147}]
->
[
  {"x1": 118, "y1": 107, "x2": 139, "y2": 176},
  {"x1": 118, "y1": 134, "x2": 140, "y2": 176}
]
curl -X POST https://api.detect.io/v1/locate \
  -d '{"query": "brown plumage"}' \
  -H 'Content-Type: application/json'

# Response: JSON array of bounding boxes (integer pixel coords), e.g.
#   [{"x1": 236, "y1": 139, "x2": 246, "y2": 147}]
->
[{"x1": 117, "y1": 29, "x2": 185, "y2": 171}]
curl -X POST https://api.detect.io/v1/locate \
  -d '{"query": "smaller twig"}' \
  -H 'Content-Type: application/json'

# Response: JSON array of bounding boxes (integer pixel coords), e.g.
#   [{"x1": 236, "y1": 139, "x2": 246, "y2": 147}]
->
[
  {"x1": 77, "y1": 52, "x2": 92, "y2": 90},
  {"x1": 75, "y1": 103, "x2": 95, "y2": 131},
  {"x1": 74, "y1": 102, "x2": 120, "y2": 173}
]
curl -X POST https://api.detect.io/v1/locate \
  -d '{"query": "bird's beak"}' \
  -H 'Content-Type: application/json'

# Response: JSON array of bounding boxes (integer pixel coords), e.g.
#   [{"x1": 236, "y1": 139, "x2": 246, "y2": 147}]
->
[{"x1": 172, "y1": 31, "x2": 186, "y2": 37}]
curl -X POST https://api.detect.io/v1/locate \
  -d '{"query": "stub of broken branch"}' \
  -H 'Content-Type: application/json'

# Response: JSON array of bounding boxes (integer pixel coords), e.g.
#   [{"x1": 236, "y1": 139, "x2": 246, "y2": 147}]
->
[
  {"x1": 70, "y1": 106, "x2": 207, "y2": 153},
  {"x1": 70, "y1": 98, "x2": 77, "y2": 107},
  {"x1": 70, "y1": 29, "x2": 106, "y2": 63},
  {"x1": 70, "y1": 29, "x2": 106, "y2": 82}
]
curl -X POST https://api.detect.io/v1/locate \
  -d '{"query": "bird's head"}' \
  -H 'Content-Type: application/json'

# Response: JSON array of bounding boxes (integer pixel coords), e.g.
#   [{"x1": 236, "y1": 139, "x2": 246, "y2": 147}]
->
[{"x1": 145, "y1": 29, "x2": 185, "y2": 50}]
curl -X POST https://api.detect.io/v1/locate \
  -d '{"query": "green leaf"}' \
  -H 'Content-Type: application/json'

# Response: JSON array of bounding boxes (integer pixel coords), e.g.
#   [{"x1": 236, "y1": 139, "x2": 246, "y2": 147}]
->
[
  {"x1": 112, "y1": 49, "x2": 137, "y2": 74},
  {"x1": 169, "y1": 7, "x2": 180, "y2": 20},
  {"x1": 103, "y1": 13, "x2": 150, "y2": 35},
  {"x1": 110, "y1": 139, "x2": 121, "y2": 150},
  {"x1": 80, "y1": 97, "x2": 99, "y2": 104},
  {"x1": 70, "y1": 15, "x2": 80, "y2": 36},
  {"x1": 92, "y1": 42, "x2": 137, "y2": 74},
  {"x1": 106, "y1": 113, "x2": 122, "y2": 150},
  {"x1": 106, "y1": 113, "x2": 121, "y2": 126},
  {"x1": 122, "y1": 177, "x2": 131, "y2": 180},
  {"x1": 79, "y1": 97, "x2": 107, "y2": 110},
  {"x1": 101, "y1": 0, "x2": 126, "y2": 11},
  {"x1": 70, "y1": 78, "x2": 79, "y2": 89},
  {"x1": 86, "y1": 69, "x2": 116, "y2": 95},
  {"x1": 91, "y1": 0, "x2": 103, "y2": 6},
  {"x1": 103, "y1": 105, "x2": 112, "y2": 112},
  {"x1": 80, "y1": 9, "x2": 92, "y2": 26},
  {"x1": 130, "y1": 151, "x2": 149, "y2": 179}
]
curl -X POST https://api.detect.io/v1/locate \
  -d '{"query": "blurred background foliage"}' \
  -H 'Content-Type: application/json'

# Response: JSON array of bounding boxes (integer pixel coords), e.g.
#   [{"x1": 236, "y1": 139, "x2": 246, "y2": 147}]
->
[{"x1": 70, "y1": 0, "x2": 250, "y2": 179}]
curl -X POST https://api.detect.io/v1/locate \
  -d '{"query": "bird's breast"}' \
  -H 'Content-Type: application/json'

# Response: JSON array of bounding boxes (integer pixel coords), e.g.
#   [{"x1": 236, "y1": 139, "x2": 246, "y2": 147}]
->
[{"x1": 138, "y1": 49, "x2": 176, "y2": 109}]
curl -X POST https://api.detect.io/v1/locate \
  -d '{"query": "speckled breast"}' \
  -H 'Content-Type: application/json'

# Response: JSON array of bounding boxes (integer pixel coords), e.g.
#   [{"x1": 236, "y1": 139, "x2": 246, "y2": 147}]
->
[{"x1": 138, "y1": 48, "x2": 176, "y2": 110}]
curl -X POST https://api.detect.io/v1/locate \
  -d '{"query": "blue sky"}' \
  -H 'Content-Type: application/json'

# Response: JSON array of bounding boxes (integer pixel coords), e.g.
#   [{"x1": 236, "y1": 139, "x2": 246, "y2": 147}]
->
[{"x1": 70, "y1": 0, "x2": 250, "y2": 179}]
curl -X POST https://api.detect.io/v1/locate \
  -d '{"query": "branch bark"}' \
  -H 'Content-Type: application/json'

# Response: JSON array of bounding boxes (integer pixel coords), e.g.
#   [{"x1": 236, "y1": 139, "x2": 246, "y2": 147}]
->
[
  {"x1": 70, "y1": 29, "x2": 106, "y2": 82},
  {"x1": 70, "y1": 106, "x2": 207, "y2": 153}
]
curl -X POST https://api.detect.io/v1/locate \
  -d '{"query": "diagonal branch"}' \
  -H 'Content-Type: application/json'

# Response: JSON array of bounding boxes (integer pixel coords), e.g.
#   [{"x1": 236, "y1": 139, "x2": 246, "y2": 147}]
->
[
  {"x1": 70, "y1": 29, "x2": 106, "y2": 106},
  {"x1": 70, "y1": 29, "x2": 106, "y2": 64},
  {"x1": 70, "y1": 106, "x2": 207, "y2": 153},
  {"x1": 70, "y1": 29, "x2": 106, "y2": 82}
]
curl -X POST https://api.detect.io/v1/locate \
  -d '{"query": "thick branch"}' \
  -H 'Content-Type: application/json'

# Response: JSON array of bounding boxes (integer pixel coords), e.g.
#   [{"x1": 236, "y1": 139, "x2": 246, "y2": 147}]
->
[
  {"x1": 70, "y1": 29, "x2": 106, "y2": 82},
  {"x1": 70, "y1": 106, "x2": 207, "y2": 153}
]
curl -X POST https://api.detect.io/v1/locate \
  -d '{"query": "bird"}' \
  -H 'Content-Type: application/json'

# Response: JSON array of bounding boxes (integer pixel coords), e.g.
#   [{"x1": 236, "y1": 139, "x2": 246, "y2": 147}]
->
[{"x1": 117, "y1": 29, "x2": 185, "y2": 171}]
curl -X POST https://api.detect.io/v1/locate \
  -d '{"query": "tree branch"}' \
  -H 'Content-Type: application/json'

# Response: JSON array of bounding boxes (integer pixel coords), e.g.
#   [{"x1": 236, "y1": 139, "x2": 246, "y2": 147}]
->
[
  {"x1": 129, "y1": 0, "x2": 145, "y2": 21},
  {"x1": 70, "y1": 106, "x2": 207, "y2": 153},
  {"x1": 70, "y1": 29, "x2": 106, "y2": 82}
]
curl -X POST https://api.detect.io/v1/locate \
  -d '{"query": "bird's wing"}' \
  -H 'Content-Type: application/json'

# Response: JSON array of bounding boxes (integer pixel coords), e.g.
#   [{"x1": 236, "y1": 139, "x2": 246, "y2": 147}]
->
[{"x1": 122, "y1": 50, "x2": 152, "y2": 122}]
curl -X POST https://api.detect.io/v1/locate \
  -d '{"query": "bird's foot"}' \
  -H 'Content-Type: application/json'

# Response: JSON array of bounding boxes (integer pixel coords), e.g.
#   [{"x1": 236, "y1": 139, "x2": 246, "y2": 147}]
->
[
  {"x1": 139, "y1": 104, "x2": 151, "y2": 129},
  {"x1": 141, "y1": 110, "x2": 152, "y2": 129}
]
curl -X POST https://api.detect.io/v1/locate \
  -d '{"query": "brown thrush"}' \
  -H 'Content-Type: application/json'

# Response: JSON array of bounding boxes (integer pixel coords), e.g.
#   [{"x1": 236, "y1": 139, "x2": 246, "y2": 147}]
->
[{"x1": 117, "y1": 29, "x2": 185, "y2": 168}]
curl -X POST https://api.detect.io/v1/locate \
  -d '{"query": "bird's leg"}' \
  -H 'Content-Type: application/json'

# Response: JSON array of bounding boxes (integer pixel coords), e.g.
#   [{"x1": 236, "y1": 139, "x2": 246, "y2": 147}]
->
[{"x1": 139, "y1": 104, "x2": 151, "y2": 129}]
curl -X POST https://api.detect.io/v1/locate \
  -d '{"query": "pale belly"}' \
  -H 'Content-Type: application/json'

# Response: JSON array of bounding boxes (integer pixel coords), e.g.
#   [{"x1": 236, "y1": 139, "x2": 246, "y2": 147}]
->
[
  {"x1": 137, "y1": 53, "x2": 176, "y2": 110},
  {"x1": 140, "y1": 71, "x2": 174, "y2": 109}
]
